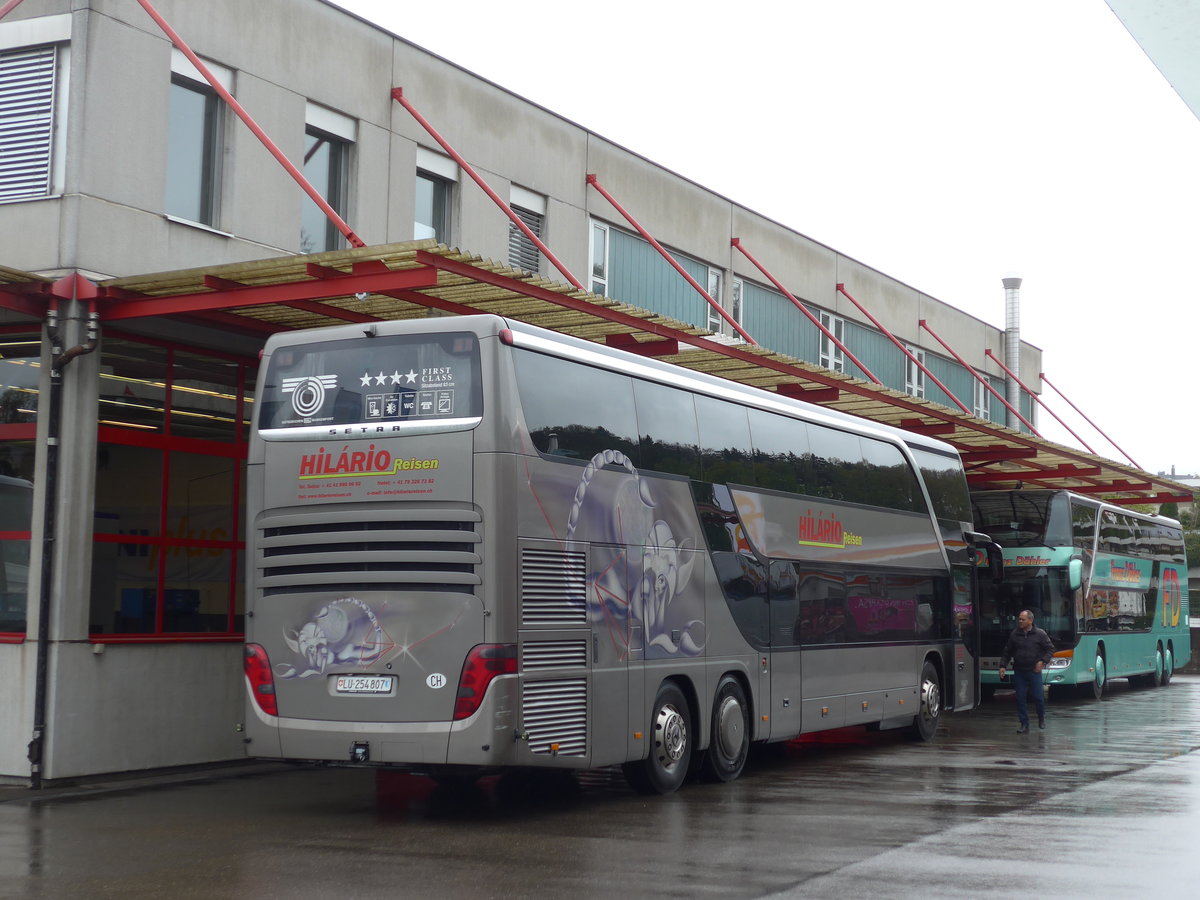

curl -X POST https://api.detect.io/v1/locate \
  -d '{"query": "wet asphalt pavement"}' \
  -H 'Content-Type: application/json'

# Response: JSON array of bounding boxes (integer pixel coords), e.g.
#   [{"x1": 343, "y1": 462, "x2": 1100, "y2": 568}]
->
[{"x1": 2, "y1": 676, "x2": 1198, "y2": 899}]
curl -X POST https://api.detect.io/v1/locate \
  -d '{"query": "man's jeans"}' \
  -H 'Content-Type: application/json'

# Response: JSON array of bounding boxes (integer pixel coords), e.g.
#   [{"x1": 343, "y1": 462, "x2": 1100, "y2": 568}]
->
[{"x1": 1012, "y1": 669, "x2": 1045, "y2": 727}]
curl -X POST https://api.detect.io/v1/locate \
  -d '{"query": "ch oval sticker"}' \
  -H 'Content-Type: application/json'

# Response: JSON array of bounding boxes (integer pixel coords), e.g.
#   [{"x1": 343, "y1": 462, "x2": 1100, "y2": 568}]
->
[{"x1": 426, "y1": 673, "x2": 447, "y2": 690}]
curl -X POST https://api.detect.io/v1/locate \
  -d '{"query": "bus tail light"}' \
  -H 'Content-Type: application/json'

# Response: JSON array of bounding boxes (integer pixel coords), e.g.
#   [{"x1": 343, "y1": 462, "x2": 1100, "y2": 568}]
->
[
  {"x1": 244, "y1": 643, "x2": 279, "y2": 716},
  {"x1": 454, "y1": 643, "x2": 517, "y2": 720}
]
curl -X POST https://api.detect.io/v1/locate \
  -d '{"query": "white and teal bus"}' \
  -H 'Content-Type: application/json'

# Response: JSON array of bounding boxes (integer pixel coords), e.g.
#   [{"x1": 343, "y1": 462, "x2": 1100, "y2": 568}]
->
[
  {"x1": 243, "y1": 314, "x2": 994, "y2": 793},
  {"x1": 971, "y1": 489, "x2": 1190, "y2": 700}
]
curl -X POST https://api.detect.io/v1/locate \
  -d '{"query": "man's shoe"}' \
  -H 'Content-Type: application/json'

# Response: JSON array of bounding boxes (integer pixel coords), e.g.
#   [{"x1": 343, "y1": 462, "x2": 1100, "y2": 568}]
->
[
  {"x1": 1038, "y1": 719, "x2": 1045, "y2": 729},
  {"x1": 1016, "y1": 725, "x2": 1028, "y2": 734}
]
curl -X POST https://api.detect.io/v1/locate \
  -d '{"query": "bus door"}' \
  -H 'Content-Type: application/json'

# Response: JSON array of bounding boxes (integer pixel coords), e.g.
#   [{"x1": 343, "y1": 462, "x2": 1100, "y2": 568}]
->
[{"x1": 951, "y1": 564, "x2": 979, "y2": 711}]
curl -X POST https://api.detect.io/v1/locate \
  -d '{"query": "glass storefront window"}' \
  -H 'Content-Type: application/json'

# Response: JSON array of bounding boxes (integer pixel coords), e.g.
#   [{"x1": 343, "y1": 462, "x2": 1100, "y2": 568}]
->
[{"x1": 1, "y1": 332, "x2": 39, "y2": 636}]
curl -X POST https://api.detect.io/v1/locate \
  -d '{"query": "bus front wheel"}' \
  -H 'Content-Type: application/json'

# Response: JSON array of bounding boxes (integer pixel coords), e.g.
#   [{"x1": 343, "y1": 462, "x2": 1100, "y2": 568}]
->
[
  {"x1": 623, "y1": 681, "x2": 692, "y2": 795},
  {"x1": 703, "y1": 676, "x2": 750, "y2": 783},
  {"x1": 1079, "y1": 653, "x2": 1106, "y2": 700},
  {"x1": 908, "y1": 660, "x2": 942, "y2": 741}
]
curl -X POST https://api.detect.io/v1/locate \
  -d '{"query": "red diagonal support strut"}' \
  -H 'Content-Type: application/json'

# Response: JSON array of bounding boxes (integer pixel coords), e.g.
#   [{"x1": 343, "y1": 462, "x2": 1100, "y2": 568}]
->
[
  {"x1": 732, "y1": 239, "x2": 880, "y2": 384},
  {"x1": 133, "y1": 0, "x2": 365, "y2": 248},
  {"x1": 1039, "y1": 372, "x2": 1141, "y2": 470},
  {"x1": 918, "y1": 319, "x2": 1043, "y2": 436},
  {"x1": 393, "y1": 88, "x2": 583, "y2": 291},
  {"x1": 0, "y1": 0, "x2": 31, "y2": 22},
  {"x1": 586, "y1": 175, "x2": 755, "y2": 345},
  {"x1": 984, "y1": 350, "x2": 1070, "y2": 446},
  {"x1": 836, "y1": 284, "x2": 970, "y2": 415}
]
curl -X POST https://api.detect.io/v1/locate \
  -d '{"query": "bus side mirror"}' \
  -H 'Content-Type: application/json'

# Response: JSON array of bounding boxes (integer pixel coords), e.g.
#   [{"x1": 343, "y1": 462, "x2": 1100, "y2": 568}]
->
[
  {"x1": 1068, "y1": 557, "x2": 1083, "y2": 592},
  {"x1": 966, "y1": 531, "x2": 1004, "y2": 584}
]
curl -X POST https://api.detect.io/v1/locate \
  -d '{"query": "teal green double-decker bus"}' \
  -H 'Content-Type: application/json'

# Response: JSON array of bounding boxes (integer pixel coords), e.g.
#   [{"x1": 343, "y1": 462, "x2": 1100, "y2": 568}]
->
[{"x1": 971, "y1": 489, "x2": 1190, "y2": 699}]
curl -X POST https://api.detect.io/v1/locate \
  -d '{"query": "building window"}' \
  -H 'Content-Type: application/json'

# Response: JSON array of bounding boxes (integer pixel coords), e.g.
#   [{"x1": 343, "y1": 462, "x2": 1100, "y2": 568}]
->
[
  {"x1": 0, "y1": 330, "x2": 39, "y2": 637},
  {"x1": 165, "y1": 51, "x2": 229, "y2": 226},
  {"x1": 731, "y1": 278, "x2": 744, "y2": 328},
  {"x1": 590, "y1": 220, "x2": 609, "y2": 295},
  {"x1": 0, "y1": 44, "x2": 58, "y2": 201},
  {"x1": 414, "y1": 147, "x2": 455, "y2": 243},
  {"x1": 89, "y1": 334, "x2": 254, "y2": 639},
  {"x1": 507, "y1": 186, "x2": 546, "y2": 273},
  {"x1": 905, "y1": 345, "x2": 926, "y2": 398},
  {"x1": 707, "y1": 267, "x2": 724, "y2": 332},
  {"x1": 300, "y1": 105, "x2": 354, "y2": 253},
  {"x1": 819, "y1": 311, "x2": 845, "y2": 373},
  {"x1": 973, "y1": 378, "x2": 990, "y2": 421}
]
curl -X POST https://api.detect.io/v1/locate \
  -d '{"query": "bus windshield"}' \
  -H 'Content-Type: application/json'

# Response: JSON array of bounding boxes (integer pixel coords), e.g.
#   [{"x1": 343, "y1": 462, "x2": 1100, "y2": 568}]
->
[
  {"x1": 978, "y1": 564, "x2": 1075, "y2": 654},
  {"x1": 970, "y1": 491, "x2": 1072, "y2": 548}
]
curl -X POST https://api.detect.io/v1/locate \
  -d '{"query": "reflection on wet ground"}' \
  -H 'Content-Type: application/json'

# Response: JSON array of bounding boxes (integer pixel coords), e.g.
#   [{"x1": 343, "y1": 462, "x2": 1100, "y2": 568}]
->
[{"x1": 1, "y1": 676, "x2": 1198, "y2": 898}]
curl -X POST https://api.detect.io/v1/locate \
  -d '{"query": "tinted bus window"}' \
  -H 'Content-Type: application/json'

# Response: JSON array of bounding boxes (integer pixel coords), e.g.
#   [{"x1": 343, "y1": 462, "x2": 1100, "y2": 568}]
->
[
  {"x1": 1070, "y1": 500, "x2": 1097, "y2": 551},
  {"x1": 861, "y1": 438, "x2": 926, "y2": 513},
  {"x1": 632, "y1": 379, "x2": 701, "y2": 479},
  {"x1": 747, "y1": 408, "x2": 810, "y2": 493},
  {"x1": 971, "y1": 491, "x2": 1071, "y2": 547},
  {"x1": 258, "y1": 332, "x2": 481, "y2": 429},
  {"x1": 515, "y1": 350, "x2": 638, "y2": 462},
  {"x1": 695, "y1": 394, "x2": 755, "y2": 485},
  {"x1": 910, "y1": 447, "x2": 970, "y2": 523},
  {"x1": 807, "y1": 425, "x2": 863, "y2": 502}
]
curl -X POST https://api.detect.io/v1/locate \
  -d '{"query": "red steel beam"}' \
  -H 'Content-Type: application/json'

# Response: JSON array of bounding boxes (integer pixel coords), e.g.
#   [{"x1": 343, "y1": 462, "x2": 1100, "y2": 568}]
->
[
  {"x1": 959, "y1": 447, "x2": 1039, "y2": 464},
  {"x1": 1067, "y1": 481, "x2": 1153, "y2": 495},
  {"x1": 392, "y1": 87, "x2": 584, "y2": 291},
  {"x1": 0, "y1": 285, "x2": 48, "y2": 319},
  {"x1": 967, "y1": 465, "x2": 1103, "y2": 483},
  {"x1": 99, "y1": 266, "x2": 438, "y2": 320},
  {"x1": 775, "y1": 384, "x2": 840, "y2": 403},
  {"x1": 836, "y1": 283, "x2": 970, "y2": 415},
  {"x1": 918, "y1": 318, "x2": 1039, "y2": 434},
  {"x1": 1039, "y1": 371, "x2": 1141, "y2": 470},
  {"x1": 732, "y1": 239, "x2": 880, "y2": 384},
  {"x1": 133, "y1": 0, "x2": 365, "y2": 248},
  {"x1": 604, "y1": 334, "x2": 680, "y2": 357},
  {"x1": 983, "y1": 349, "x2": 1103, "y2": 457},
  {"x1": 586, "y1": 174, "x2": 755, "y2": 344}
]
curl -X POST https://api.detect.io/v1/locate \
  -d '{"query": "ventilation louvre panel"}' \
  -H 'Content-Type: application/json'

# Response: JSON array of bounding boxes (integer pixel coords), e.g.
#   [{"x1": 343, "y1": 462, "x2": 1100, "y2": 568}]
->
[
  {"x1": 522, "y1": 678, "x2": 587, "y2": 757},
  {"x1": 521, "y1": 549, "x2": 587, "y2": 625}
]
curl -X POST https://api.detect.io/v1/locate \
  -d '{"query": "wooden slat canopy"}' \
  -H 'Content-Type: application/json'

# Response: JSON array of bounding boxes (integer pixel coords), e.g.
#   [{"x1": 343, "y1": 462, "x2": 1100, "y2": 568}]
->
[{"x1": 2, "y1": 240, "x2": 1191, "y2": 506}]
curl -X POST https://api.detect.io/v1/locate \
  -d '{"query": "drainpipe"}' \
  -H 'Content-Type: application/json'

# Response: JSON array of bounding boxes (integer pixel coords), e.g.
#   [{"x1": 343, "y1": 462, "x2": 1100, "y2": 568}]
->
[{"x1": 28, "y1": 278, "x2": 99, "y2": 789}]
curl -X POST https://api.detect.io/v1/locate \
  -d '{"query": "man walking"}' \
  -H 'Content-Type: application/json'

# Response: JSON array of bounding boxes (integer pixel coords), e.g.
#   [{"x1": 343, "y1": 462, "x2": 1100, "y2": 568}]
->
[{"x1": 998, "y1": 609, "x2": 1054, "y2": 733}]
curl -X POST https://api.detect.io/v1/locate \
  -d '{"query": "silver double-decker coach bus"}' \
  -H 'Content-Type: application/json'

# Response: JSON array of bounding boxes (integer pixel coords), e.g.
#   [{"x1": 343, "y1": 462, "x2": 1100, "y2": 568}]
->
[{"x1": 243, "y1": 314, "x2": 993, "y2": 793}]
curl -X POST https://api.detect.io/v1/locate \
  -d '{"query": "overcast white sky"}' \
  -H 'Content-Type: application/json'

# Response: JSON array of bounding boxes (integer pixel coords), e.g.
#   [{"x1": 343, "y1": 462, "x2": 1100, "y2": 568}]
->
[{"x1": 333, "y1": 0, "x2": 1199, "y2": 479}]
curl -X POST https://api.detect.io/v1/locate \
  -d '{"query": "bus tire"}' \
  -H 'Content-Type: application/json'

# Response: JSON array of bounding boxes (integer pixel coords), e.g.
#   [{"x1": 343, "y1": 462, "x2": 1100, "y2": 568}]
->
[
  {"x1": 1162, "y1": 646, "x2": 1174, "y2": 686},
  {"x1": 908, "y1": 660, "x2": 941, "y2": 742},
  {"x1": 1079, "y1": 651, "x2": 1106, "y2": 700},
  {"x1": 1152, "y1": 645, "x2": 1165, "y2": 688},
  {"x1": 623, "y1": 681, "x2": 692, "y2": 795},
  {"x1": 702, "y1": 676, "x2": 750, "y2": 783},
  {"x1": 980, "y1": 684, "x2": 996, "y2": 702}
]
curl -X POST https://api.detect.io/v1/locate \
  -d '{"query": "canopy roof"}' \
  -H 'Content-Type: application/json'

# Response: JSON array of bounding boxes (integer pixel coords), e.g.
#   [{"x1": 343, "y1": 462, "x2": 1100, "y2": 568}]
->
[{"x1": 2, "y1": 240, "x2": 1191, "y2": 506}]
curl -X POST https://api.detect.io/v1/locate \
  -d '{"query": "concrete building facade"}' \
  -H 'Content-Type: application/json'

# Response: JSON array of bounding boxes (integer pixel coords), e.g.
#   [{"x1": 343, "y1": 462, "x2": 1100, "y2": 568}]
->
[{"x1": 0, "y1": 0, "x2": 1044, "y2": 783}]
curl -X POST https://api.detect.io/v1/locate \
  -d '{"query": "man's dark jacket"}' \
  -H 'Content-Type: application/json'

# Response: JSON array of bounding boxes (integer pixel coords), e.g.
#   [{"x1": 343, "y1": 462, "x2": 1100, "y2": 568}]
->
[{"x1": 1000, "y1": 626, "x2": 1054, "y2": 672}]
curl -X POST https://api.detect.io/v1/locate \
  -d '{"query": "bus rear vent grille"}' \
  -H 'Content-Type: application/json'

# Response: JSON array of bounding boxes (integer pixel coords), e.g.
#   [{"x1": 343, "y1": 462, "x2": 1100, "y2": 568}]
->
[
  {"x1": 257, "y1": 507, "x2": 481, "y2": 596},
  {"x1": 523, "y1": 640, "x2": 588, "y2": 671},
  {"x1": 521, "y1": 549, "x2": 586, "y2": 625},
  {"x1": 522, "y1": 678, "x2": 587, "y2": 757}
]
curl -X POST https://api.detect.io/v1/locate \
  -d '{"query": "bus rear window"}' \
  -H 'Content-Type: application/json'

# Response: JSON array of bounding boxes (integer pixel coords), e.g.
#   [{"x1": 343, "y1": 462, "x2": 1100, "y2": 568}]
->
[
  {"x1": 969, "y1": 491, "x2": 1071, "y2": 547},
  {"x1": 258, "y1": 332, "x2": 481, "y2": 430}
]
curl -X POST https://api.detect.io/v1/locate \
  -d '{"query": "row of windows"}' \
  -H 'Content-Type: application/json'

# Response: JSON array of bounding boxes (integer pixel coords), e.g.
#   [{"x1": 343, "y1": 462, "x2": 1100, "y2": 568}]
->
[
  {"x1": 3, "y1": 38, "x2": 1023, "y2": 422},
  {"x1": 712, "y1": 554, "x2": 954, "y2": 650},
  {"x1": 514, "y1": 348, "x2": 928, "y2": 514}
]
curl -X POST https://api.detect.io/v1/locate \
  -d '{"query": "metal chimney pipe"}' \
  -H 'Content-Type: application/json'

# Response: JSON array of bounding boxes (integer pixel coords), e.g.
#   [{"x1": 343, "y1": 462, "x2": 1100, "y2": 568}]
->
[{"x1": 1002, "y1": 276, "x2": 1022, "y2": 429}]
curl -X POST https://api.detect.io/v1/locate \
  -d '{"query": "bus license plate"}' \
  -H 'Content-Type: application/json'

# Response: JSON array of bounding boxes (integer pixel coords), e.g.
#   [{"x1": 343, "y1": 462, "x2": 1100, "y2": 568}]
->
[{"x1": 335, "y1": 675, "x2": 394, "y2": 695}]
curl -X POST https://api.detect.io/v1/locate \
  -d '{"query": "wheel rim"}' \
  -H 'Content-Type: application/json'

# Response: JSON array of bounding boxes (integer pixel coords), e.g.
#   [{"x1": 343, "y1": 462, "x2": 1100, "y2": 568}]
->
[
  {"x1": 1095, "y1": 656, "x2": 1105, "y2": 690},
  {"x1": 921, "y1": 675, "x2": 941, "y2": 722},
  {"x1": 1165, "y1": 649, "x2": 1174, "y2": 679},
  {"x1": 653, "y1": 703, "x2": 687, "y2": 769},
  {"x1": 715, "y1": 695, "x2": 744, "y2": 761},
  {"x1": 1156, "y1": 649, "x2": 1164, "y2": 683}
]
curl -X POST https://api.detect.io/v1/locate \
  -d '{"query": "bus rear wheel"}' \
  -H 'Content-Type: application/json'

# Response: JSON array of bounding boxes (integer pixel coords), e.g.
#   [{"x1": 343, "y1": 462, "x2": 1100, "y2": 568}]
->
[
  {"x1": 623, "y1": 681, "x2": 692, "y2": 795},
  {"x1": 908, "y1": 660, "x2": 941, "y2": 742},
  {"x1": 703, "y1": 676, "x2": 749, "y2": 783},
  {"x1": 1162, "y1": 647, "x2": 1174, "y2": 686}
]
